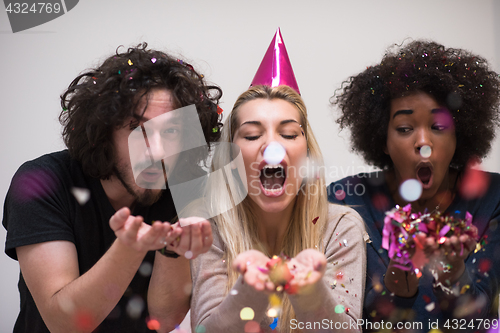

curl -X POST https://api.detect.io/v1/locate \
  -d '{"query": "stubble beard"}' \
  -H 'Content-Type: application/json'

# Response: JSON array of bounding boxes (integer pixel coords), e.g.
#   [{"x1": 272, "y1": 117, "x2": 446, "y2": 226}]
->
[{"x1": 113, "y1": 163, "x2": 163, "y2": 207}]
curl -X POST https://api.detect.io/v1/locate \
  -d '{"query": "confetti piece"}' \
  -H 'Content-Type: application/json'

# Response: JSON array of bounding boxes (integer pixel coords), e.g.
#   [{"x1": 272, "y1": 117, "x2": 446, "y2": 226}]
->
[
  {"x1": 267, "y1": 308, "x2": 278, "y2": 317},
  {"x1": 58, "y1": 296, "x2": 75, "y2": 314},
  {"x1": 336, "y1": 272, "x2": 344, "y2": 280},
  {"x1": 126, "y1": 296, "x2": 144, "y2": 319},
  {"x1": 128, "y1": 59, "x2": 133, "y2": 66},
  {"x1": 74, "y1": 310, "x2": 94, "y2": 331},
  {"x1": 269, "y1": 317, "x2": 278, "y2": 330},
  {"x1": 138, "y1": 262, "x2": 153, "y2": 277},
  {"x1": 184, "y1": 251, "x2": 193, "y2": 259},
  {"x1": 459, "y1": 159, "x2": 490, "y2": 200},
  {"x1": 478, "y1": 259, "x2": 492, "y2": 272},
  {"x1": 183, "y1": 282, "x2": 192, "y2": 296},
  {"x1": 240, "y1": 307, "x2": 255, "y2": 320},
  {"x1": 399, "y1": 179, "x2": 422, "y2": 202},
  {"x1": 420, "y1": 145, "x2": 432, "y2": 158},
  {"x1": 312, "y1": 216, "x2": 319, "y2": 225},
  {"x1": 217, "y1": 105, "x2": 223, "y2": 115},
  {"x1": 335, "y1": 189, "x2": 346, "y2": 201},
  {"x1": 460, "y1": 285, "x2": 470, "y2": 294},
  {"x1": 335, "y1": 305, "x2": 345, "y2": 313},
  {"x1": 146, "y1": 318, "x2": 161, "y2": 330},
  {"x1": 343, "y1": 239, "x2": 348, "y2": 247},
  {"x1": 245, "y1": 320, "x2": 260, "y2": 333},
  {"x1": 372, "y1": 193, "x2": 390, "y2": 211},
  {"x1": 230, "y1": 289, "x2": 238, "y2": 295},
  {"x1": 425, "y1": 302, "x2": 435, "y2": 312},
  {"x1": 194, "y1": 325, "x2": 206, "y2": 333},
  {"x1": 263, "y1": 142, "x2": 286, "y2": 165},
  {"x1": 269, "y1": 294, "x2": 282, "y2": 307},
  {"x1": 71, "y1": 187, "x2": 90, "y2": 205},
  {"x1": 151, "y1": 57, "x2": 157, "y2": 63}
]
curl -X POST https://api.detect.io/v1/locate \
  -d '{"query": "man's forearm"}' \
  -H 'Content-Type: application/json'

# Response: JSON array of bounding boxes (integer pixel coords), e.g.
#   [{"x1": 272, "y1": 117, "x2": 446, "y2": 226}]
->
[{"x1": 148, "y1": 252, "x2": 191, "y2": 333}]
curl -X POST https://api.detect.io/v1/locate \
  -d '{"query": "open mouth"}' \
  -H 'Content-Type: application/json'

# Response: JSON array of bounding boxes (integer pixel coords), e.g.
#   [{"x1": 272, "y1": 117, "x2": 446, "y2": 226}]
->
[
  {"x1": 260, "y1": 164, "x2": 286, "y2": 195},
  {"x1": 416, "y1": 163, "x2": 433, "y2": 189}
]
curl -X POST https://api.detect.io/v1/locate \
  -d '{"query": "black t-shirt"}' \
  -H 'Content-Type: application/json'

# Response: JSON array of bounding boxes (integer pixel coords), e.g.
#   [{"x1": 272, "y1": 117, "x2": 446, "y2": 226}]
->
[{"x1": 3, "y1": 150, "x2": 177, "y2": 332}]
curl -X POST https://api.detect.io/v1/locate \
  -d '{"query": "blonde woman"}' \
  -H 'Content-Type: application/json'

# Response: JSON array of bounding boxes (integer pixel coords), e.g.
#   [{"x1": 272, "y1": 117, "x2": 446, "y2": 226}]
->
[{"x1": 189, "y1": 85, "x2": 367, "y2": 332}]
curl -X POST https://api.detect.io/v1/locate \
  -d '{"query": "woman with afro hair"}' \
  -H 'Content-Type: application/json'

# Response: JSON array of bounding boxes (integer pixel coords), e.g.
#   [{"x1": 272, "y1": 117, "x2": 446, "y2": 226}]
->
[{"x1": 328, "y1": 40, "x2": 500, "y2": 332}]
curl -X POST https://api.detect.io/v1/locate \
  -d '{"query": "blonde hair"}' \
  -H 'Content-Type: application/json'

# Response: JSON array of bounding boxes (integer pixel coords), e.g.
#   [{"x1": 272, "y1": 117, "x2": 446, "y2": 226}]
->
[{"x1": 206, "y1": 85, "x2": 328, "y2": 332}]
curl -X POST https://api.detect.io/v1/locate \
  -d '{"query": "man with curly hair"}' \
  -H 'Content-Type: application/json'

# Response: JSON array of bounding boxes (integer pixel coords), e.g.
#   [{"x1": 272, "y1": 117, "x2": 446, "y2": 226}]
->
[
  {"x1": 328, "y1": 40, "x2": 500, "y2": 332},
  {"x1": 3, "y1": 43, "x2": 222, "y2": 332}
]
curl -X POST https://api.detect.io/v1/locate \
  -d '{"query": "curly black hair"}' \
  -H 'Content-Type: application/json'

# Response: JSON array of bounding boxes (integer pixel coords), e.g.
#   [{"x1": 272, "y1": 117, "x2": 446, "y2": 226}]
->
[
  {"x1": 332, "y1": 40, "x2": 500, "y2": 170},
  {"x1": 59, "y1": 42, "x2": 223, "y2": 179}
]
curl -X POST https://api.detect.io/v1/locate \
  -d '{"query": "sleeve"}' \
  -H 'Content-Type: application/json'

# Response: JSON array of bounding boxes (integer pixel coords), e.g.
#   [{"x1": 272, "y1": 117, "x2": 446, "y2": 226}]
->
[
  {"x1": 288, "y1": 206, "x2": 367, "y2": 332},
  {"x1": 3, "y1": 160, "x2": 73, "y2": 260},
  {"x1": 189, "y1": 224, "x2": 269, "y2": 332}
]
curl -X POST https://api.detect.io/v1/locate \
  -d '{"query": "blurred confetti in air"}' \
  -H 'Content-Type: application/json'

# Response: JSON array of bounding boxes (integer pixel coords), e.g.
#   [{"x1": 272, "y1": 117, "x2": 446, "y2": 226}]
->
[{"x1": 459, "y1": 158, "x2": 490, "y2": 200}]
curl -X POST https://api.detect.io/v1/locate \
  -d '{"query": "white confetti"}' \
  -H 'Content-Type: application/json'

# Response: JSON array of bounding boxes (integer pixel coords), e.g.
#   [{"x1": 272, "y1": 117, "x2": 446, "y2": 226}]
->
[
  {"x1": 184, "y1": 251, "x2": 193, "y2": 259},
  {"x1": 138, "y1": 262, "x2": 152, "y2": 277},
  {"x1": 71, "y1": 187, "x2": 90, "y2": 205},
  {"x1": 126, "y1": 296, "x2": 144, "y2": 319},
  {"x1": 263, "y1": 142, "x2": 286, "y2": 165},
  {"x1": 425, "y1": 302, "x2": 435, "y2": 312},
  {"x1": 420, "y1": 145, "x2": 432, "y2": 158},
  {"x1": 399, "y1": 179, "x2": 422, "y2": 202},
  {"x1": 230, "y1": 289, "x2": 238, "y2": 295}
]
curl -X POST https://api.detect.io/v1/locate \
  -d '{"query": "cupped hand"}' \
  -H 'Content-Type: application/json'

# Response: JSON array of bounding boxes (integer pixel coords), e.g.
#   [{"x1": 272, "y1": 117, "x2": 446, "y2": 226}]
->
[
  {"x1": 286, "y1": 249, "x2": 326, "y2": 295},
  {"x1": 233, "y1": 250, "x2": 276, "y2": 293},
  {"x1": 110, "y1": 207, "x2": 178, "y2": 253},
  {"x1": 165, "y1": 217, "x2": 213, "y2": 259}
]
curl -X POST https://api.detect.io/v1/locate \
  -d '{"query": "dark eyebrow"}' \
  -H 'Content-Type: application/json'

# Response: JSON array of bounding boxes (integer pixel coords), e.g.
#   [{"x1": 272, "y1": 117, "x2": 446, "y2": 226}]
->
[
  {"x1": 240, "y1": 120, "x2": 261, "y2": 127},
  {"x1": 392, "y1": 109, "x2": 413, "y2": 119},
  {"x1": 240, "y1": 119, "x2": 300, "y2": 127},
  {"x1": 134, "y1": 113, "x2": 182, "y2": 124}
]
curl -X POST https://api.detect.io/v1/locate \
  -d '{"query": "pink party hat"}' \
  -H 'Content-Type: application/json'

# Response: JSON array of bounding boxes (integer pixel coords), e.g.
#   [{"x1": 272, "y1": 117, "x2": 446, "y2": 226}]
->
[{"x1": 250, "y1": 28, "x2": 300, "y2": 94}]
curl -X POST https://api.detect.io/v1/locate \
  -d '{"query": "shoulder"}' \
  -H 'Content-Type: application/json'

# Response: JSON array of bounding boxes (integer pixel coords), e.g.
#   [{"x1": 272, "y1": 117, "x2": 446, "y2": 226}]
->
[
  {"x1": 487, "y1": 172, "x2": 500, "y2": 187},
  {"x1": 327, "y1": 171, "x2": 384, "y2": 204},
  {"x1": 8, "y1": 150, "x2": 75, "y2": 201},
  {"x1": 323, "y1": 203, "x2": 367, "y2": 241}
]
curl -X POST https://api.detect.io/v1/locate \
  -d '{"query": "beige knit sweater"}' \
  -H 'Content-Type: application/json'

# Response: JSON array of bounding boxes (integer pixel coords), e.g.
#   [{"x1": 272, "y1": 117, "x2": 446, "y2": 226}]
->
[{"x1": 190, "y1": 204, "x2": 367, "y2": 333}]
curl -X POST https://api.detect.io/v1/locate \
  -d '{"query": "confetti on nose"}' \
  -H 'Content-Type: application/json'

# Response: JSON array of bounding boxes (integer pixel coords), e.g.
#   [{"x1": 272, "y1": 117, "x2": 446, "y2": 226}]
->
[
  {"x1": 71, "y1": 187, "x2": 91, "y2": 205},
  {"x1": 399, "y1": 179, "x2": 422, "y2": 202},
  {"x1": 240, "y1": 307, "x2": 255, "y2": 320},
  {"x1": 420, "y1": 145, "x2": 432, "y2": 158},
  {"x1": 184, "y1": 251, "x2": 193, "y2": 259},
  {"x1": 263, "y1": 142, "x2": 286, "y2": 165}
]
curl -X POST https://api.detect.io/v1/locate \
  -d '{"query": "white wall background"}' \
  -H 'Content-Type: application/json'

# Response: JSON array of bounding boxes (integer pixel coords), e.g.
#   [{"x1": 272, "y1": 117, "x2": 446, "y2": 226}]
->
[{"x1": 1, "y1": 0, "x2": 499, "y2": 331}]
